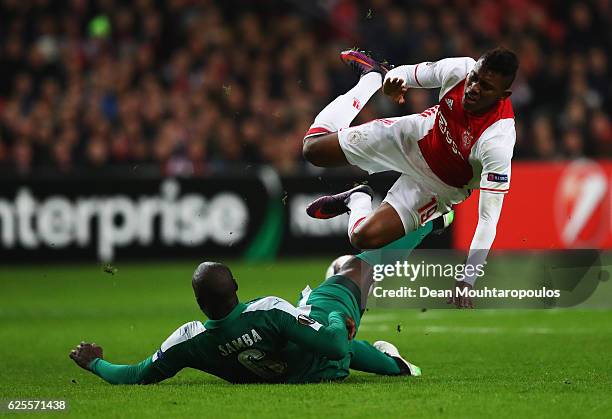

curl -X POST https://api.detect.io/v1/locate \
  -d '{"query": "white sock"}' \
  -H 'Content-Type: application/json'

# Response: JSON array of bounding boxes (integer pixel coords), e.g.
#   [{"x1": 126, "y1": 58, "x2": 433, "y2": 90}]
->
[
  {"x1": 308, "y1": 72, "x2": 382, "y2": 134},
  {"x1": 346, "y1": 192, "x2": 372, "y2": 239}
]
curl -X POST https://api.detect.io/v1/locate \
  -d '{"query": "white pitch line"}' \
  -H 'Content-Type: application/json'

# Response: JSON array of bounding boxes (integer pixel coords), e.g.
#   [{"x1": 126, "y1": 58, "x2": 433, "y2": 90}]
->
[
  {"x1": 360, "y1": 311, "x2": 449, "y2": 323},
  {"x1": 360, "y1": 314, "x2": 401, "y2": 323},
  {"x1": 424, "y1": 326, "x2": 502, "y2": 334},
  {"x1": 522, "y1": 327, "x2": 554, "y2": 334},
  {"x1": 358, "y1": 324, "x2": 393, "y2": 332},
  {"x1": 415, "y1": 311, "x2": 449, "y2": 320},
  {"x1": 357, "y1": 325, "x2": 607, "y2": 335}
]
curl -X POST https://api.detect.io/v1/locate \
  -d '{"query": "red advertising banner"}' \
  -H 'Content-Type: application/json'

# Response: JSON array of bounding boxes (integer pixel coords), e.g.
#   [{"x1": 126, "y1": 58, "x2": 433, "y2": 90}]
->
[{"x1": 453, "y1": 160, "x2": 612, "y2": 249}]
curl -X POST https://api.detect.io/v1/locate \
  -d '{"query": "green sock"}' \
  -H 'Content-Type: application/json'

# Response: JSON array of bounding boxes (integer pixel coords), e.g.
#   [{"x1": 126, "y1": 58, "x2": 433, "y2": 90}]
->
[
  {"x1": 349, "y1": 340, "x2": 400, "y2": 375},
  {"x1": 356, "y1": 221, "x2": 432, "y2": 266}
]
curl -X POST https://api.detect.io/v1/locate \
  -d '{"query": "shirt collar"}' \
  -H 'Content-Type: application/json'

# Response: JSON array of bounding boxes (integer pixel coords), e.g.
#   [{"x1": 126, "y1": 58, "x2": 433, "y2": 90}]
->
[{"x1": 204, "y1": 302, "x2": 247, "y2": 329}]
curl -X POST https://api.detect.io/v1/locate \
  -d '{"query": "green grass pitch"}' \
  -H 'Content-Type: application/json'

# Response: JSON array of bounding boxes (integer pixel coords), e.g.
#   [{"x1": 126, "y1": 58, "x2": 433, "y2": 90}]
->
[{"x1": 1, "y1": 259, "x2": 611, "y2": 418}]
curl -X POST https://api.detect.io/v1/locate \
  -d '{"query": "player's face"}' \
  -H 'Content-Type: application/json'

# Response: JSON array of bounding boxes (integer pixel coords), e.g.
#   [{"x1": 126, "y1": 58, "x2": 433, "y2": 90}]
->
[{"x1": 462, "y1": 59, "x2": 512, "y2": 113}]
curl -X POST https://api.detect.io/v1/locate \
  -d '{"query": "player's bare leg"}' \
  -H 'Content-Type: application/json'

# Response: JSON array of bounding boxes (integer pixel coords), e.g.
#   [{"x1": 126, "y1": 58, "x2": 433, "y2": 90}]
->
[
  {"x1": 327, "y1": 211, "x2": 453, "y2": 309},
  {"x1": 328, "y1": 237, "x2": 411, "y2": 304},
  {"x1": 326, "y1": 247, "x2": 423, "y2": 377},
  {"x1": 307, "y1": 186, "x2": 407, "y2": 249},
  {"x1": 333, "y1": 254, "x2": 373, "y2": 304},
  {"x1": 320, "y1": 254, "x2": 428, "y2": 376},
  {"x1": 302, "y1": 50, "x2": 391, "y2": 167},
  {"x1": 302, "y1": 132, "x2": 348, "y2": 167},
  {"x1": 349, "y1": 202, "x2": 406, "y2": 249},
  {"x1": 308, "y1": 182, "x2": 455, "y2": 251}
]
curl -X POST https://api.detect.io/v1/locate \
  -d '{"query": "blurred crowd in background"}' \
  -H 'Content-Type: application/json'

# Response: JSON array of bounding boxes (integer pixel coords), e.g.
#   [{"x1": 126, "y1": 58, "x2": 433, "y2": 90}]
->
[{"x1": 0, "y1": 0, "x2": 610, "y2": 176}]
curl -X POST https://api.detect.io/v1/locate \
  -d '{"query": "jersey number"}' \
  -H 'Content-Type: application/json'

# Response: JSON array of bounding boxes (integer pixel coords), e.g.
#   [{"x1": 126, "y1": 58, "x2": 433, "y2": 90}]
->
[{"x1": 237, "y1": 349, "x2": 287, "y2": 379}]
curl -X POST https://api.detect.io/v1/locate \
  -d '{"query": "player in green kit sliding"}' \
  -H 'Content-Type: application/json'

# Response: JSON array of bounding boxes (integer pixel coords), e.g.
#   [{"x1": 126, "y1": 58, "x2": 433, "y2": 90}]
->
[{"x1": 69, "y1": 212, "x2": 452, "y2": 384}]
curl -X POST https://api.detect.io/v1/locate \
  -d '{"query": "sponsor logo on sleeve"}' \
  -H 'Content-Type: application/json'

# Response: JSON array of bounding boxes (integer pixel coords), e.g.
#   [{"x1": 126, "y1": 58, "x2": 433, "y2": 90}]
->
[
  {"x1": 297, "y1": 314, "x2": 316, "y2": 326},
  {"x1": 487, "y1": 173, "x2": 508, "y2": 183}
]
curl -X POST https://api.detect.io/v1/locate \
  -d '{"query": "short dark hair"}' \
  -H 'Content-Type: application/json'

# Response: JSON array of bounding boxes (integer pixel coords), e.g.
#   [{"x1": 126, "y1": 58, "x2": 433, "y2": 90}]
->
[
  {"x1": 192, "y1": 262, "x2": 235, "y2": 303},
  {"x1": 480, "y1": 47, "x2": 519, "y2": 87}
]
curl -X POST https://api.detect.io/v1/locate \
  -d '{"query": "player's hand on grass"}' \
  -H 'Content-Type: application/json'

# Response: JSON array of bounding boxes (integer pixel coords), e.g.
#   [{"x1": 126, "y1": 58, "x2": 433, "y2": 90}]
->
[
  {"x1": 447, "y1": 281, "x2": 474, "y2": 309},
  {"x1": 345, "y1": 316, "x2": 356, "y2": 340},
  {"x1": 69, "y1": 342, "x2": 103, "y2": 370},
  {"x1": 382, "y1": 78, "x2": 408, "y2": 105}
]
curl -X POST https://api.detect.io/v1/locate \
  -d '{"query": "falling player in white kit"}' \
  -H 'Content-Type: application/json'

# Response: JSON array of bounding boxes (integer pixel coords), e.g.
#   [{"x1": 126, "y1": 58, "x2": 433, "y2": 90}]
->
[{"x1": 302, "y1": 48, "x2": 519, "y2": 308}]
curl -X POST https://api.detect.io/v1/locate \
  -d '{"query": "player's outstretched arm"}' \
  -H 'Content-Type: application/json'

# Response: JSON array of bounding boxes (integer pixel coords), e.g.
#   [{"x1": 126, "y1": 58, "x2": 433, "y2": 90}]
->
[
  {"x1": 448, "y1": 191, "x2": 504, "y2": 308},
  {"x1": 383, "y1": 57, "x2": 476, "y2": 103},
  {"x1": 449, "y1": 130, "x2": 514, "y2": 308},
  {"x1": 69, "y1": 342, "x2": 166, "y2": 384}
]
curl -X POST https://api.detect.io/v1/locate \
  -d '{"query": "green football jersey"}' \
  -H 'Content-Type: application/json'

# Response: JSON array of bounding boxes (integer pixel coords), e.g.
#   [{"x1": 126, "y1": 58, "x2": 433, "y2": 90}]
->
[{"x1": 149, "y1": 296, "x2": 352, "y2": 383}]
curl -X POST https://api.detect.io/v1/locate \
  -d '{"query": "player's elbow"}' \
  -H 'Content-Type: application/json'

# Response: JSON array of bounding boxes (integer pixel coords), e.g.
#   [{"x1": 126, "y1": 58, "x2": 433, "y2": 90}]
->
[{"x1": 350, "y1": 227, "x2": 387, "y2": 250}]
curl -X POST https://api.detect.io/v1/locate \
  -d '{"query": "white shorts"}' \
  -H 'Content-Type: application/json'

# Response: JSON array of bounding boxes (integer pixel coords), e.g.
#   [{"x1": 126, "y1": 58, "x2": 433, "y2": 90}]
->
[{"x1": 338, "y1": 114, "x2": 469, "y2": 232}]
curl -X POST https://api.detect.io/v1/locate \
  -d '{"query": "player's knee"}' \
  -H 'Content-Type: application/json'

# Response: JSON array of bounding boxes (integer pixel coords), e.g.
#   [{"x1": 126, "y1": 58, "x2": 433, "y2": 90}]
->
[
  {"x1": 302, "y1": 138, "x2": 322, "y2": 165},
  {"x1": 350, "y1": 226, "x2": 386, "y2": 250}
]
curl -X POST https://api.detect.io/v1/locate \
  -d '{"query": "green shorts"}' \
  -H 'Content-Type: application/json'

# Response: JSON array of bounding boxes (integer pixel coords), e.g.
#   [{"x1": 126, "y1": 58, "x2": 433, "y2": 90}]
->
[{"x1": 296, "y1": 275, "x2": 362, "y2": 329}]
